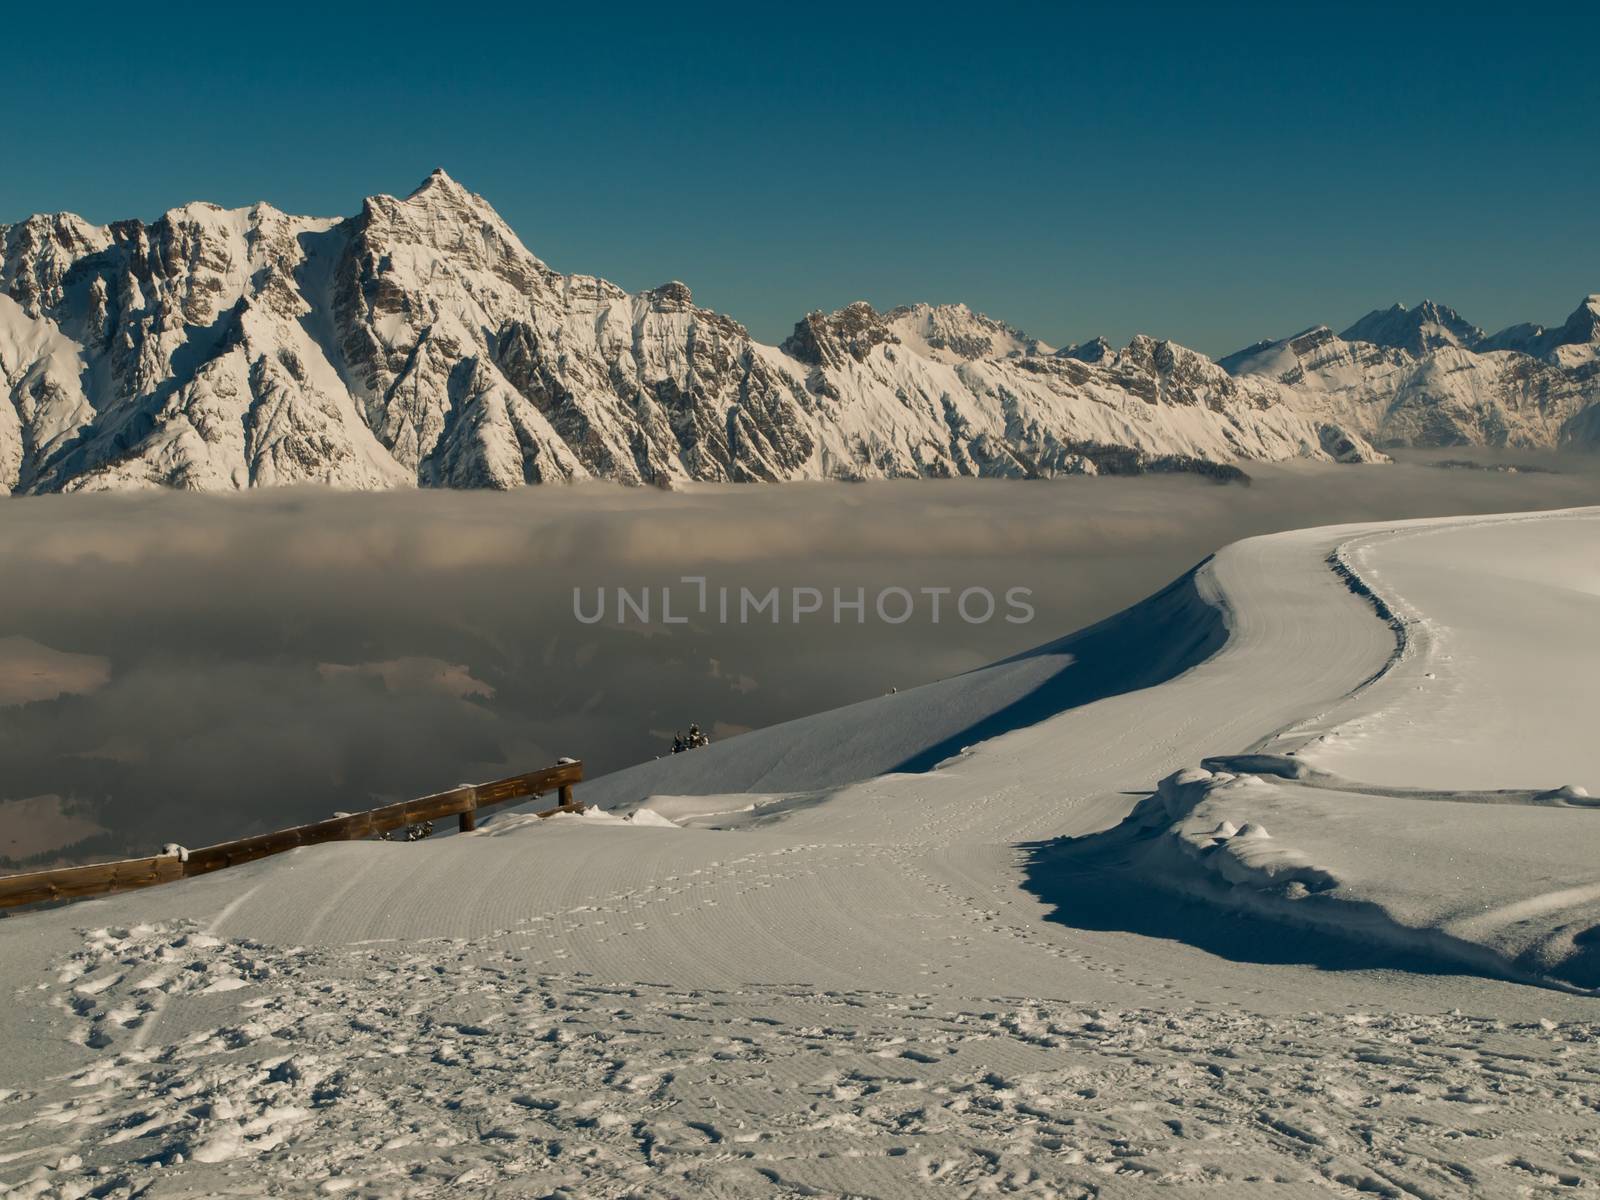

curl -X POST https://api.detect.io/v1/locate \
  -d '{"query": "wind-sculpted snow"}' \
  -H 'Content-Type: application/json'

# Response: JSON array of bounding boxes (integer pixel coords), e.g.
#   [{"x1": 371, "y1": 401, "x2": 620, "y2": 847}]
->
[
  {"x1": 2, "y1": 509, "x2": 1597, "y2": 1196},
  {"x1": 1032, "y1": 509, "x2": 1600, "y2": 992},
  {"x1": 0, "y1": 171, "x2": 1384, "y2": 494},
  {"x1": 1054, "y1": 761, "x2": 1600, "y2": 992}
]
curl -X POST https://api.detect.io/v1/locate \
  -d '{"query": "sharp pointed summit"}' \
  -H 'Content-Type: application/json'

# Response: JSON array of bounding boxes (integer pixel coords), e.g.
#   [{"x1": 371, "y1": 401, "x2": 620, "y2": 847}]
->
[
  {"x1": 5, "y1": 173, "x2": 1599, "y2": 496},
  {"x1": 410, "y1": 166, "x2": 465, "y2": 195},
  {"x1": 1339, "y1": 300, "x2": 1484, "y2": 355}
]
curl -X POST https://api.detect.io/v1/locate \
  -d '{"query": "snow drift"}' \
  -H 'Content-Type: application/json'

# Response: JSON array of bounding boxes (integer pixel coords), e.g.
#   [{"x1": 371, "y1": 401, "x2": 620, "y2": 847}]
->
[{"x1": 2, "y1": 506, "x2": 1597, "y2": 1196}]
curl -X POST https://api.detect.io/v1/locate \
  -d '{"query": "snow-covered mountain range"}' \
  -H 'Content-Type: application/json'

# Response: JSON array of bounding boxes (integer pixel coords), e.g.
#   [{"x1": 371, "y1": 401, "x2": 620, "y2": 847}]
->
[
  {"x1": 1, "y1": 171, "x2": 1594, "y2": 494},
  {"x1": 1221, "y1": 296, "x2": 1600, "y2": 450}
]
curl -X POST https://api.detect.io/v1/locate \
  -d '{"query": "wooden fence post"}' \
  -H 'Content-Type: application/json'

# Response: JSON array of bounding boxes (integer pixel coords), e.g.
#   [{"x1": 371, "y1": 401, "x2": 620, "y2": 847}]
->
[{"x1": 1, "y1": 760, "x2": 583, "y2": 910}]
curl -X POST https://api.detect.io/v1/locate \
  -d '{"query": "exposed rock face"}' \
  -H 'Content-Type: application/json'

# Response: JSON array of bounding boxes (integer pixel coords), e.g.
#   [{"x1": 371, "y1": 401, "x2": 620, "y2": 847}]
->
[
  {"x1": 1476, "y1": 296, "x2": 1600, "y2": 373},
  {"x1": 782, "y1": 302, "x2": 900, "y2": 369},
  {"x1": 2, "y1": 171, "x2": 1391, "y2": 494},
  {"x1": 1222, "y1": 296, "x2": 1600, "y2": 451},
  {"x1": 1060, "y1": 337, "x2": 1114, "y2": 364},
  {"x1": 1339, "y1": 300, "x2": 1484, "y2": 356}
]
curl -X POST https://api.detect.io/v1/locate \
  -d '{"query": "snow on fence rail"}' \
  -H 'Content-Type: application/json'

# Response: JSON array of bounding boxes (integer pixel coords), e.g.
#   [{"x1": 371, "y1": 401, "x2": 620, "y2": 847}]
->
[{"x1": 0, "y1": 760, "x2": 584, "y2": 910}]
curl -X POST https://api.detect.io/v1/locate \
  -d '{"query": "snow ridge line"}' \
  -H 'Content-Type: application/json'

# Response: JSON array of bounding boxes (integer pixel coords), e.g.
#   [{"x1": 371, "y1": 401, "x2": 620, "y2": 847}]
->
[
  {"x1": 1322, "y1": 536, "x2": 1413, "y2": 701},
  {"x1": 1235, "y1": 527, "x2": 1425, "y2": 762},
  {"x1": 1241, "y1": 508, "x2": 1592, "y2": 767},
  {"x1": 1315, "y1": 505, "x2": 1597, "y2": 718}
]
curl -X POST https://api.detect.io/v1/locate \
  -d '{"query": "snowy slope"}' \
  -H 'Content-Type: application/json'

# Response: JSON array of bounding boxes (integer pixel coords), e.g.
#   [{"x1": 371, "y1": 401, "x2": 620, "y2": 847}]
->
[
  {"x1": 882, "y1": 301, "x2": 1053, "y2": 362},
  {"x1": 1, "y1": 507, "x2": 1597, "y2": 1195},
  {"x1": 0, "y1": 172, "x2": 1386, "y2": 494},
  {"x1": 1292, "y1": 516, "x2": 1600, "y2": 792}
]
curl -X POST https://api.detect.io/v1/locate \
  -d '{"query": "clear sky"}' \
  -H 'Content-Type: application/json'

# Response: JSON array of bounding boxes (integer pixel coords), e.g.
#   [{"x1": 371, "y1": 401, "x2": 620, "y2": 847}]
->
[{"x1": 4, "y1": 0, "x2": 1595, "y2": 356}]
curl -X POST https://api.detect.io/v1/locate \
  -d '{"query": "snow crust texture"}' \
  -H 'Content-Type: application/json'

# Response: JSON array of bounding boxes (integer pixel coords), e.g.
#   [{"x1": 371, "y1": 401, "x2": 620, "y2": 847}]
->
[
  {"x1": 5, "y1": 920, "x2": 1597, "y2": 1198},
  {"x1": 0, "y1": 172, "x2": 1392, "y2": 494}
]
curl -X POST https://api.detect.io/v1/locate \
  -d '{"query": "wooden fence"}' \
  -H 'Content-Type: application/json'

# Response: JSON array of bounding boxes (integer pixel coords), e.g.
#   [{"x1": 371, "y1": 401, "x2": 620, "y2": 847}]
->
[{"x1": 0, "y1": 760, "x2": 583, "y2": 910}]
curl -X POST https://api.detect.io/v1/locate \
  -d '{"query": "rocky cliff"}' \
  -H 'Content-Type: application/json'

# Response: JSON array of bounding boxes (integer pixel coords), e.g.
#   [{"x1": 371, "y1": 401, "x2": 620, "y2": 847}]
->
[{"x1": 0, "y1": 172, "x2": 1436, "y2": 495}]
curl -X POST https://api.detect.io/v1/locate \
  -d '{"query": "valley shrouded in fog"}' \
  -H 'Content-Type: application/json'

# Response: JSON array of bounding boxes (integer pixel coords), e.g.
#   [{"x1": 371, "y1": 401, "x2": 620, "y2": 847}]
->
[
  {"x1": 2, "y1": 457, "x2": 1595, "y2": 868},
  {"x1": 3, "y1": 474, "x2": 1599, "y2": 1199}
]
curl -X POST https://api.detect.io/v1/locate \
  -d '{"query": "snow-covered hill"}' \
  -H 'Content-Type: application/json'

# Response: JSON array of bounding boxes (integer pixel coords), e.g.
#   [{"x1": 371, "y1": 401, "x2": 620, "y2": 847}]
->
[
  {"x1": 4, "y1": 507, "x2": 1597, "y2": 1196},
  {"x1": 0, "y1": 172, "x2": 1385, "y2": 495},
  {"x1": 1221, "y1": 296, "x2": 1600, "y2": 450}
]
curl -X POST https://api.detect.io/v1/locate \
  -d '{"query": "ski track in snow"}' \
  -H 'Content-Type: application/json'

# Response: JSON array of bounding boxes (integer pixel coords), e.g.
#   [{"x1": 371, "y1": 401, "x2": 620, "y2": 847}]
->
[{"x1": 2, "y1": 509, "x2": 1598, "y2": 1198}]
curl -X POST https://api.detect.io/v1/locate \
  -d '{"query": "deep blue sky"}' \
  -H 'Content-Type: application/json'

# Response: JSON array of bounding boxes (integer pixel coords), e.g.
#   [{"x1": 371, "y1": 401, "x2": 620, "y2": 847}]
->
[{"x1": 4, "y1": 1, "x2": 1596, "y2": 355}]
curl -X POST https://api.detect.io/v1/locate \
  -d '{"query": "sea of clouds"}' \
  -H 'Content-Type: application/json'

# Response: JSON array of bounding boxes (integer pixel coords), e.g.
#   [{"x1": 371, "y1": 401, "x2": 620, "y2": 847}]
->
[{"x1": 2, "y1": 454, "x2": 1595, "y2": 865}]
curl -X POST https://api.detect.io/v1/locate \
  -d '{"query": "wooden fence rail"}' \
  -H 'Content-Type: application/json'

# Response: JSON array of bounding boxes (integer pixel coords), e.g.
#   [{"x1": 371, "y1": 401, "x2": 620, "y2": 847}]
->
[{"x1": 0, "y1": 759, "x2": 583, "y2": 911}]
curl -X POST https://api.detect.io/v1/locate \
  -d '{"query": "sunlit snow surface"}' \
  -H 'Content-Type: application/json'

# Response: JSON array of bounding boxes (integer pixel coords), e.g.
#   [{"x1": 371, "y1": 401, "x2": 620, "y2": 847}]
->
[{"x1": 2, "y1": 509, "x2": 1597, "y2": 1198}]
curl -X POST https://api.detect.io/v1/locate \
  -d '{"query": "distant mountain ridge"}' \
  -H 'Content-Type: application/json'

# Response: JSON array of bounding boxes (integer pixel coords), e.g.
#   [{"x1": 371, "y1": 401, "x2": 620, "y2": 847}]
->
[
  {"x1": 1338, "y1": 300, "x2": 1485, "y2": 356},
  {"x1": 1220, "y1": 295, "x2": 1600, "y2": 450},
  {"x1": 1, "y1": 172, "x2": 1593, "y2": 495}
]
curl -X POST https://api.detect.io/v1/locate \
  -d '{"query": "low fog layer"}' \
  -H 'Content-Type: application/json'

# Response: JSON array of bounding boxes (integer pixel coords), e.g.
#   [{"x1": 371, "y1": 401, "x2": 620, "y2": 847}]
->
[{"x1": 2, "y1": 456, "x2": 1595, "y2": 866}]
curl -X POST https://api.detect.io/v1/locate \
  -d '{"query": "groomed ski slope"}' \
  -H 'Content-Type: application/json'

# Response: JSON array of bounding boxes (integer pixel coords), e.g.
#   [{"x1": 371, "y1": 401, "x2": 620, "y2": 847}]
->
[{"x1": 1, "y1": 509, "x2": 1596, "y2": 1199}]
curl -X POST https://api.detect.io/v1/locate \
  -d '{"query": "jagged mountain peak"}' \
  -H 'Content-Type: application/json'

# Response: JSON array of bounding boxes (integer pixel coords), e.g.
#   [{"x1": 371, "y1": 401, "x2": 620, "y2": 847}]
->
[
  {"x1": 1061, "y1": 334, "x2": 1221, "y2": 376},
  {"x1": 1562, "y1": 294, "x2": 1600, "y2": 339},
  {"x1": 1479, "y1": 295, "x2": 1600, "y2": 358},
  {"x1": 408, "y1": 167, "x2": 472, "y2": 200},
  {"x1": 781, "y1": 301, "x2": 897, "y2": 368},
  {"x1": 5, "y1": 210, "x2": 106, "y2": 239},
  {"x1": 644, "y1": 280, "x2": 694, "y2": 311},
  {"x1": 352, "y1": 169, "x2": 555, "y2": 296},
  {"x1": 884, "y1": 302, "x2": 1048, "y2": 362},
  {"x1": 381, "y1": 168, "x2": 514, "y2": 230},
  {"x1": 164, "y1": 198, "x2": 233, "y2": 217},
  {"x1": 1058, "y1": 336, "x2": 1114, "y2": 364},
  {"x1": 1340, "y1": 299, "x2": 1483, "y2": 355},
  {"x1": 0, "y1": 212, "x2": 113, "y2": 316},
  {"x1": 147, "y1": 199, "x2": 299, "y2": 247},
  {"x1": 1118, "y1": 333, "x2": 1233, "y2": 379},
  {"x1": 36, "y1": 173, "x2": 1578, "y2": 497}
]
